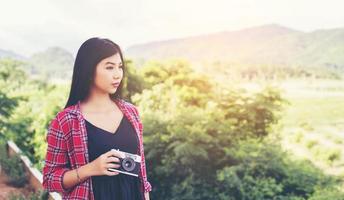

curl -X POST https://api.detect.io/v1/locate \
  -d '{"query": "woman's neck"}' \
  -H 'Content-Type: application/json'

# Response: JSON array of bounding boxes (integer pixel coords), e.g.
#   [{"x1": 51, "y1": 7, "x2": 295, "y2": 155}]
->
[{"x1": 81, "y1": 88, "x2": 117, "y2": 113}]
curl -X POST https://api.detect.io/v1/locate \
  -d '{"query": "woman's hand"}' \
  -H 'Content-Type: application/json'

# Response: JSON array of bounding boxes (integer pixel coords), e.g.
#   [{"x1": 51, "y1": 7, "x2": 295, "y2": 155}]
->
[{"x1": 89, "y1": 149, "x2": 124, "y2": 176}]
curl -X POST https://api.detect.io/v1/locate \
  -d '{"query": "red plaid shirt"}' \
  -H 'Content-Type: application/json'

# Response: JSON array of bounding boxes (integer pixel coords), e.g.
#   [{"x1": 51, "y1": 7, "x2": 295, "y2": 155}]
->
[{"x1": 42, "y1": 99, "x2": 152, "y2": 200}]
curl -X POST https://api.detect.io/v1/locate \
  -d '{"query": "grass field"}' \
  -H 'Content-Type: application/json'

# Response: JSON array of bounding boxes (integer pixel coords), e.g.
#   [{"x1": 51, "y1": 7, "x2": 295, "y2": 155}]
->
[{"x1": 278, "y1": 79, "x2": 344, "y2": 176}]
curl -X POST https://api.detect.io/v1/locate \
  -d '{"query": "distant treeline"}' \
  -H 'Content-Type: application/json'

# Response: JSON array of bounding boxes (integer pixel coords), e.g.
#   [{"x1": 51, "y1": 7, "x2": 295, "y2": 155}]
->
[{"x1": 201, "y1": 61, "x2": 344, "y2": 81}]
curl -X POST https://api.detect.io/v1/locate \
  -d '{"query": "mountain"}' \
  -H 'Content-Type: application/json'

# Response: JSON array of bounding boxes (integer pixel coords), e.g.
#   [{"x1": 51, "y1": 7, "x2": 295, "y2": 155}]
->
[
  {"x1": 125, "y1": 24, "x2": 344, "y2": 71},
  {"x1": 29, "y1": 47, "x2": 74, "y2": 79},
  {"x1": 0, "y1": 46, "x2": 74, "y2": 80},
  {"x1": 0, "y1": 49, "x2": 26, "y2": 60}
]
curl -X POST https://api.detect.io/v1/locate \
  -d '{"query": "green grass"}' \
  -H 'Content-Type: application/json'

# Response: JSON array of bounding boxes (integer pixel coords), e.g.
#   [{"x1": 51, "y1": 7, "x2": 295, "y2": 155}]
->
[
  {"x1": 278, "y1": 79, "x2": 344, "y2": 175},
  {"x1": 305, "y1": 139, "x2": 319, "y2": 149},
  {"x1": 282, "y1": 96, "x2": 344, "y2": 129}
]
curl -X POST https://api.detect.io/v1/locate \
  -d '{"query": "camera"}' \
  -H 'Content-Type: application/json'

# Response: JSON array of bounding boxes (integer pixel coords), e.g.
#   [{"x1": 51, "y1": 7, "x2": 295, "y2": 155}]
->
[{"x1": 108, "y1": 149, "x2": 141, "y2": 177}]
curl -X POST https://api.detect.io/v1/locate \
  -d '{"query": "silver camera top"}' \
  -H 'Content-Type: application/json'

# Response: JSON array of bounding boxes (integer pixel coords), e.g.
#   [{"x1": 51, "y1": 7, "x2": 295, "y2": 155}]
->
[{"x1": 111, "y1": 148, "x2": 141, "y2": 162}]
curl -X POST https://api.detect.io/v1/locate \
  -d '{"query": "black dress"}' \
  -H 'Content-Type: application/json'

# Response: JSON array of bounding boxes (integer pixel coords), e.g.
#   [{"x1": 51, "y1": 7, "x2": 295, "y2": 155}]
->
[{"x1": 86, "y1": 115, "x2": 144, "y2": 200}]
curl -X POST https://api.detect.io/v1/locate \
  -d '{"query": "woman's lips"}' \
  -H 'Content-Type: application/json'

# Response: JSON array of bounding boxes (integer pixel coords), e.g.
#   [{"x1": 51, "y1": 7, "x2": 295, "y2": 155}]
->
[{"x1": 112, "y1": 83, "x2": 120, "y2": 87}]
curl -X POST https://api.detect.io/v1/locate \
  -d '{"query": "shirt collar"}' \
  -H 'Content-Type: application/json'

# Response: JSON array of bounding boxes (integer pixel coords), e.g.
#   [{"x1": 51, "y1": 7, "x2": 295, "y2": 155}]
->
[{"x1": 65, "y1": 98, "x2": 126, "y2": 118}]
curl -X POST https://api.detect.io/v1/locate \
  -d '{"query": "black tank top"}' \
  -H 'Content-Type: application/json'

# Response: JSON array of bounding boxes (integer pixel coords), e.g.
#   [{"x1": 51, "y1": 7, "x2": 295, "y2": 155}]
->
[{"x1": 86, "y1": 115, "x2": 144, "y2": 200}]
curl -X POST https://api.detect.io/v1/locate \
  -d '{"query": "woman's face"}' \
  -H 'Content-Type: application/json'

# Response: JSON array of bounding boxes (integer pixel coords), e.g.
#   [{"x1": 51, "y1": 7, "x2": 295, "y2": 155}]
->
[{"x1": 92, "y1": 53, "x2": 123, "y2": 95}]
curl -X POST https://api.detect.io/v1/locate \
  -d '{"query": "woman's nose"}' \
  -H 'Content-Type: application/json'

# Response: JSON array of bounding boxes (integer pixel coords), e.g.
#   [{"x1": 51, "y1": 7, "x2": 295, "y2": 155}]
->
[{"x1": 113, "y1": 69, "x2": 122, "y2": 78}]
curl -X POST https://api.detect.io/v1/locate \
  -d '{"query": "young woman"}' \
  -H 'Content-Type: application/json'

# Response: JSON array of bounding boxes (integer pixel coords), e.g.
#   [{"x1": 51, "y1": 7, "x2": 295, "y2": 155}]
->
[{"x1": 42, "y1": 37, "x2": 151, "y2": 200}]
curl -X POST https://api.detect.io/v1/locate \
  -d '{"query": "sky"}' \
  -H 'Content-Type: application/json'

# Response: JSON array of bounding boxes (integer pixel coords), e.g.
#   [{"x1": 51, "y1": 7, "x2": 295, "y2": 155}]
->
[{"x1": 0, "y1": 0, "x2": 344, "y2": 57}]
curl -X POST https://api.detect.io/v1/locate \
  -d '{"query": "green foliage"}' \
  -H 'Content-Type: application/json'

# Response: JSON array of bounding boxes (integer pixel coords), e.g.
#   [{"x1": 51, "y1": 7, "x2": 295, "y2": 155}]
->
[
  {"x1": 30, "y1": 84, "x2": 68, "y2": 167},
  {"x1": 0, "y1": 139, "x2": 7, "y2": 161},
  {"x1": 137, "y1": 60, "x2": 212, "y2": 108},
  {"x1": 216, "y1": 86, "x2": 286, "y2": 138},
  {"x1": 8, "y1": 189, "x2": 49, "y2": 200},
  {"x1": 311, "y1": 146, "x2": 342, "y2": 165},
  {"x1": 305, "y1": 139, "x2": 319, "y2": 149},
  {"x1": 292, "y1": 130, "x2": 305, "y2": 143},
  {"x1": 0, "y1": 59, "x2": 26, "y2": 140},
  {"x1": 121, "y1": 59, "x2": 146, "y2": 101},
  {"x1": 0, "y1": 58, "x2": 68, "y2": 167},
  {"x1": 0, "y1": 59, "x2": 28, "y2": 88},
  {"x1": 131, "y1": 60, "x2": 343, "y2": 199},
  {"x1": 309, "y1": 187, "x2": 344, "y2": 200},
  {"x1": 140, "y1": 60, "x2": 193, "y2": 87},
  {"x1": 0, "y1": 91, "x2": 19, "y2": 139},
  {"x1": 203, "y1": 61, "x2": 343, "y2": 86},
  {"x1": 216, "y1": 139, "x2": 339, "y2": 200},
  {"x1": 2, "y1": 58, "x2": 344, "y2": 200},
  {"x1": 0, "y1": 148, "x2": 28, "y2": 187}
]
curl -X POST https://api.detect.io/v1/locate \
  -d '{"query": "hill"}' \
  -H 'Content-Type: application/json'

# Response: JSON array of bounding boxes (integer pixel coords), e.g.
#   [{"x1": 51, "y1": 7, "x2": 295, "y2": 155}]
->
[{"x1": 125, "y1": 24, "x2": 344, "y2": 73}]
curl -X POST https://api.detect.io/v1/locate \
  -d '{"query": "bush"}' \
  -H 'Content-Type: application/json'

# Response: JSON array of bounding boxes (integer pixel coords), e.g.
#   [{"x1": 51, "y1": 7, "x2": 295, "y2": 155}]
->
[
  {"x1": 0, "y1": 139, "x2": 7, "y2": 159},
  {"x1": 134, "y1": 64, "x2": 344, "y2": 199},
  {"x1": 0, "y1": 153, "x2": 28, "y2": 187},
  {"x1": 215, "y1": 140, "x2": 338, "y2": 200},
  {"x1": 292, "y1": 130, "x2": 305, "y2": 143},
  {"x1": 312, "y1": 146, "x2": 342, "y2": 165},
  {"x1": 309, "y1": 187, "x2": 344, "y2": 200},
  {"x1": 8, "y1": 189, "x2": 49, "y2": 200},
  {"x1": 305, "y1": 139, "x2": 319, "y2": 149},
  {"x1": 0, "y1": 141, "x2": 28, "y2": 187}
]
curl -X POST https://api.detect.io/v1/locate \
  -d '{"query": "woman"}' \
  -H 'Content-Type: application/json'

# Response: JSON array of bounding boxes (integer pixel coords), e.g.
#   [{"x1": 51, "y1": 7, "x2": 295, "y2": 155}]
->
[{"x1": 42, "y1": 37, "x2": 151, "y2": 200}]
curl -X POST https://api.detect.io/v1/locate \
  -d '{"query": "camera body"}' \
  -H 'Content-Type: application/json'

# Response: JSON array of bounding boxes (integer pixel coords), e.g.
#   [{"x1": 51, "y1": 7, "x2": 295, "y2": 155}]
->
[{"x1": 108, "y1": 149, "x2": 141, "y2": 177}]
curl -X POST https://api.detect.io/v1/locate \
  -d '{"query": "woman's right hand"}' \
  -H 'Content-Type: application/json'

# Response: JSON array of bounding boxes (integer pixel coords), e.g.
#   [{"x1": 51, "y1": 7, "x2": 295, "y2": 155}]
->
[{"x1": 89, "y1": 149, "x2": 124, "y2": 176}]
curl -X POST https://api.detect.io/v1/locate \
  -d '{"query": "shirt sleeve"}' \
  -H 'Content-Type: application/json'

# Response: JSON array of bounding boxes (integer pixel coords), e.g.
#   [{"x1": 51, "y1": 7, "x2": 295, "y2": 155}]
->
[
  {"x1": 133, "y1": 106, "x2": 152, "y2": 193},
  {"x1": 42, "y1": 116, "x2": 73, "y2": 194}
]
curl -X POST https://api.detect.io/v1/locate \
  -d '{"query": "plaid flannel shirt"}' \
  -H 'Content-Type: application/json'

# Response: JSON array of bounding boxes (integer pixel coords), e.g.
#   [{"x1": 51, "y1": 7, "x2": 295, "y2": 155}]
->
[{"x1": 42, "y1": 99, "x2": 152, "y2": 199}]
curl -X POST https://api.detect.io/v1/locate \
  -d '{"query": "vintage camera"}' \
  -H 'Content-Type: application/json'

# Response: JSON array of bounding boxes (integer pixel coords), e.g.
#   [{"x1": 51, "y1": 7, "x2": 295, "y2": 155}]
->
[{"x1": 108, "y1": 149, "x2": 141, "y2": 177}]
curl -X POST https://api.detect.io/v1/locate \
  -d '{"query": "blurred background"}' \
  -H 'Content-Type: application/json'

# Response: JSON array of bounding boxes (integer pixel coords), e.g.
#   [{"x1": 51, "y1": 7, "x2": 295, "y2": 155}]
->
[{"x1": 0, "y1": 0, "x2": 344, "y2": 199}]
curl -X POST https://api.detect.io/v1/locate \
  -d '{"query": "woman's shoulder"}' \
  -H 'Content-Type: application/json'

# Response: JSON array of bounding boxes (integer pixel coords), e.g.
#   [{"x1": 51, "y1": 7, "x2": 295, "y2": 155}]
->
[
  {"x1": 49, "y1": 104, "x2": 80, "y2": 125},
  {"x1": 117, "y1": 98, "x2": 139, "y2": 113},
  {"x1": 116, "y1": 98, "x2": 142, "y2": 122}
]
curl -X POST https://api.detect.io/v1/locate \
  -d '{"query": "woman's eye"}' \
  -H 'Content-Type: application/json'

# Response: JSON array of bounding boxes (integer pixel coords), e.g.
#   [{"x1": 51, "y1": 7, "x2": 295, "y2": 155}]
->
[{"x1": 106, "y1": 65, "x2": 122, "y2": 69}]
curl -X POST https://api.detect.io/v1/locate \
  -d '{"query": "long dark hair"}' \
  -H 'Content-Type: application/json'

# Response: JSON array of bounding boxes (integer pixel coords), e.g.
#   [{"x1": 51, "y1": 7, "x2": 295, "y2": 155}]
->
[{"x1": 64, "y1": 37, "x2": 125, "y2": 109}]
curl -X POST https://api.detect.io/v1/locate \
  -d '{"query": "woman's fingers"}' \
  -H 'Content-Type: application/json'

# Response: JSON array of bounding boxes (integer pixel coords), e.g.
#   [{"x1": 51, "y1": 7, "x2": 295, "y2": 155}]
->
[
  {"x1": 97, "y1": 149, "x2": 125, "y2": 176},
  {"x1": 106, "y1": 156, "x2": 120, "y2": 163},
  {"x1": 106, "y1": 149, "x2": 125, "y2": 159},
  {"x1": 105, "y1": 169, "x2": 119, "y2": 176},
  {"x1": 107, "y1": 163, "x2": 120, "y2": 169}
]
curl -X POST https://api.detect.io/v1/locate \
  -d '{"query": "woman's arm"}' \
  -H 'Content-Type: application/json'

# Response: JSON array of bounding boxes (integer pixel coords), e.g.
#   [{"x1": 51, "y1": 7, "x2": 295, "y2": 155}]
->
[
  {"x1": 42, "y1": 117, "x2": 72, "y2": 193},
  {"x1": 61, "y1": 150, "x2": 123, "y2": 189},
  {"x1": 61, "y1": 163, "x2": 94, "y2": 189},
  {"x1": 43, "y1": 117, "x2": 122, "y2": 192}
]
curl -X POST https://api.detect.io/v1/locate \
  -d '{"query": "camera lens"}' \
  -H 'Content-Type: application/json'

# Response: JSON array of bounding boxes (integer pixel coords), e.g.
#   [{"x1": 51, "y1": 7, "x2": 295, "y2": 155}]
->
[{"x1": 121, "y1": 157, "x2": 136, "y2": 172}]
